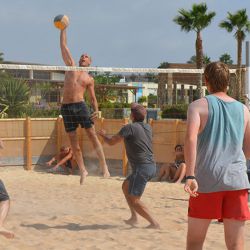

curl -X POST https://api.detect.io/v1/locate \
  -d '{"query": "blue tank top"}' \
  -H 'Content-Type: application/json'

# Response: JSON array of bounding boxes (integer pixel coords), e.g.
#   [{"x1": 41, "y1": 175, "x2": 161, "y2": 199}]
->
[{"x1": 195, "y1": 95, "x2": 250, "y2": 193}]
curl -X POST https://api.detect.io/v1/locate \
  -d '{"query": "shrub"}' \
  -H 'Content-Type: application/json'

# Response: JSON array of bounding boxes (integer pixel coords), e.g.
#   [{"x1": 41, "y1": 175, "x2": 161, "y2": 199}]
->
[
  {"x1": 138, "y1": 96, "x2": 147, "y2": 104},
  {"x1": 161, "y1": 104, "x2": 188, "y2": 119},
  {"x1": 99, "y1": 102, "x2": 130, "y2": 109},
  {"x1": 20, "y1": 104, "x2": 60, "y2": 118},
  {"x1": 0, "y1": 78, "x2": 30, "y2": 117}
]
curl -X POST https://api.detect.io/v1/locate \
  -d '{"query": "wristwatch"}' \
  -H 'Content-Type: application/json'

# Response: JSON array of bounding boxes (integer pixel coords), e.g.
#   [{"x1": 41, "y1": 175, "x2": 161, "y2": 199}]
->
[{"x1": 185, "y1": 176, "x2": 196, "y2": 180}]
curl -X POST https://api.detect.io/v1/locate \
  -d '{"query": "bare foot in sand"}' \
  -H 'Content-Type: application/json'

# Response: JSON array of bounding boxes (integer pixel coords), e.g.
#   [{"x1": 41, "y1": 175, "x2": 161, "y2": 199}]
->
[
  {"x1": 0, "y1": 227, "x2": 14, "y2": 239},
  {"x1": 124, "y1": 218, "x2": 138, "y2": 227},
  {"x1": 145, "y1": 223, "x2": 161, "y2": 229},
  {"x1": 80, "y1": 170, "x2": 88, "y2": 185},
  {"x1": 100, "y1": 164, "x2": 110, "y2": 178},
  {"x1": 175, "y1": 180, "x2": 182, "y2": 184},
  {"x1": 103, "y1": 170, "x2": 110, "y2": 178}
]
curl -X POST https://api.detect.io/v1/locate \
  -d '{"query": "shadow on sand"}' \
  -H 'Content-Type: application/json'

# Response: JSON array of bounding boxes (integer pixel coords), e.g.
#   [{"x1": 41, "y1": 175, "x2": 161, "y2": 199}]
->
[
  {"x1": 21, "y1": 223, "x2": 118, "y2": 231},
  {"x1": 165, "y1": 197, "x2": 188, "y2": 202}
]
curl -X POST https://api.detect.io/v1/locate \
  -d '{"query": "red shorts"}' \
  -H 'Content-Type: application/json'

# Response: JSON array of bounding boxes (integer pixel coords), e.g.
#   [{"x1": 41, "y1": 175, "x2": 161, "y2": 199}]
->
[{"x1": 188, "y1": 189, "x2": 250, "y2": 220}]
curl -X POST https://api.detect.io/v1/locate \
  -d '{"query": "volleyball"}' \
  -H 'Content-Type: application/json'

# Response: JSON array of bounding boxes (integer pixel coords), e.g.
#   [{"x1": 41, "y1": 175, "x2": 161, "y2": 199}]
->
[{"x1": 54, "y1": 15, "x2": 69, "y2": 30}]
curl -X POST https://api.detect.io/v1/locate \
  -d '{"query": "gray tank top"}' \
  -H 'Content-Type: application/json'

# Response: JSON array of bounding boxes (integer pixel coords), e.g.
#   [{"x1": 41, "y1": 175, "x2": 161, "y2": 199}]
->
[{"x1": 195, "y1": 95, "x2": 250, "y2": 193}]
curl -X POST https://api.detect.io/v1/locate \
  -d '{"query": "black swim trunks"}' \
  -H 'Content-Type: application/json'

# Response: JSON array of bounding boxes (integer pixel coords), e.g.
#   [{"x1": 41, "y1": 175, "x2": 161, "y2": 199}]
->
[
  {"x1": 126, "y1": 163, "x2": 156, "y2": 196},
  {"x1": 61, "y1": 101, "x2": 94, "y2": 132},
  {"x1": 0, "y1": 180, "x2": 9, "y2": 201},
  {"x1": 174, "y1": 160, "x2": 185, "y2": 169},
  {"x1": 65, "y1": 160, "x2": 72, "y2": 169}
]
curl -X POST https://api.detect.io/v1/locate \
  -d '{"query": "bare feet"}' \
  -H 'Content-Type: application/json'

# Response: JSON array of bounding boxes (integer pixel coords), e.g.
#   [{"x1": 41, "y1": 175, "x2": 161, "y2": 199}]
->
[
  {"x1": 175, "y1": 180, "x2": 182, "y2": 184},
  {"x1": 80, "y1": 170, "x2": 88, "y2": 185},
  {"x1": 124, "y1": 218, "x2": 138, "y2": 227},
  {"x1": 145, "y1": 223, "x2": 161, "y2": 229},
  {"x1": 103, "y1": 170, "x2": 110, "y2": 178},
  {"x1": 0, "y1": 227, "x2": 14, "y2": 239},
  {"x1": 101, "y1": 164, "x2": 110, "y2": 178}
]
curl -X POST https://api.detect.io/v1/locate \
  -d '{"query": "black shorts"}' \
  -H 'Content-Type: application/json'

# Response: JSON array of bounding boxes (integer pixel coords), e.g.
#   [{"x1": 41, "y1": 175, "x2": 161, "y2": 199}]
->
[
  {"x1": 174, "y1": 160, "x2": 185, "y2": 169},
  {"x1": 126, "y1": 163, "x2": 156, "y2": 196},
  {"x1": 65, "y1": 160, "x2": 72, "y2": 169},
  {"x1": 61, "y1": 102, "x2": 94, "y2": 132},
  {"x1": 0, "y1": 180, "x2": 9, "y2": 201}
]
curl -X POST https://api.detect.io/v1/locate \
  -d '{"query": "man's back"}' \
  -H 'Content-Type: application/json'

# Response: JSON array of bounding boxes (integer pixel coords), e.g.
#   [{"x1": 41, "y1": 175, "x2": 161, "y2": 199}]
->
[
  {"x1": 195, "y1": 94, "x2": 249, "y2": 192},
  {"x1": 119, "y1": 122, "x2": 154, "y2": 166},
  {"x1": 192, "y1": 92, "x2": 237, "y2": 133}
]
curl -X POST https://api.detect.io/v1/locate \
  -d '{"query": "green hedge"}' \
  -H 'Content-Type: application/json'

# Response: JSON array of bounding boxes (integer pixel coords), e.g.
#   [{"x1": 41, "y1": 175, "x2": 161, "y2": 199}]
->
[
  {"x1": 20, "y1": 104, "x2": 60, "y2": 118},
  {"x1": 99, "y1": 102, "x2": 131, "y2": 109},
  {"x1": 161, "y1": 104, "x2": 188, "y2": 119}
]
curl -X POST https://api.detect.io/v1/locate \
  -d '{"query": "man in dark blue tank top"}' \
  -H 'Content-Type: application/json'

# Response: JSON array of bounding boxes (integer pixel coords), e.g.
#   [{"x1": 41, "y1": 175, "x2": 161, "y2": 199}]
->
[
  {"x1": 98, "y1": 103, "x2": 160, "y2": 229},
  {"x1": 184, "y1": 62, "x2": 250, "y2": 250}
]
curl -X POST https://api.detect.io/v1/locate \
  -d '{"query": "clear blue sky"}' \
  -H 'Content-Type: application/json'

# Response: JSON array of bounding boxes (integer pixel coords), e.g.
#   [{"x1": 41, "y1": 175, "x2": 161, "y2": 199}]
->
[{"x1": 1, "y1": 0, "x2": 250, "y2": 67}]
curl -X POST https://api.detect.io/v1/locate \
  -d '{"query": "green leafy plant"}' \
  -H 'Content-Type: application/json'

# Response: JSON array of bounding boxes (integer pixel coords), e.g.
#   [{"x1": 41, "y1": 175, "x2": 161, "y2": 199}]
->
[
  {"x1": 138, "y1": 96, "x2": 147, "y2": 104},
  {"x1": 174, "y1": 3, "x2": 216, "y2": 98},
  {"x1": 219, "y1": 9, "x2": 250, "y2": 99},
  {"x1": 0, "y1": 78, "x2": 30, "y2": 117}
]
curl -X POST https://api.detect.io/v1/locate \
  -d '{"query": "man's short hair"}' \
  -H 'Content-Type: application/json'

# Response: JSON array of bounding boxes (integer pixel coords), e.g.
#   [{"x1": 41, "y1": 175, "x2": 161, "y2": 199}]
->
[
  {"x1": 204, "y1": 62, "x2": 230, "y2": 93},
  {"x1": 81, "y1": 53, "x2": 92, "y2": 62},
  {"x1": 131, "y1": 103, "x2": 146, "y2": 122}
]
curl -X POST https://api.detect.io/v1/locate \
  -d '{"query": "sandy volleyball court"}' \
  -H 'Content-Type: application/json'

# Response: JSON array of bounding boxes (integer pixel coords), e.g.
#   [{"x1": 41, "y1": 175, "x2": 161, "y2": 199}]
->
[{"x1": 0, "y1": 166, "x2": 249, "y2": 250}]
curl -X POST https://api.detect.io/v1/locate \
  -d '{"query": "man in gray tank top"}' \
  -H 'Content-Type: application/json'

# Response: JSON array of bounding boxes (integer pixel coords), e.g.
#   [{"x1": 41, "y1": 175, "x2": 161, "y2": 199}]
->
[
  {"x1": 184, "y1": 62, "x2": 250, "y2": 250},
  {"x1": 98, "y1": 103, "x2": 160, "y2": 229}
]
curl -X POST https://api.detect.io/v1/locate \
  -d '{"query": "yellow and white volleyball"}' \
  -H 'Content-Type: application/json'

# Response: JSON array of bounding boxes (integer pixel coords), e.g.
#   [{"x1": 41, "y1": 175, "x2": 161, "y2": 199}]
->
[{"x1": 54, "y1": 15, "x2": 69, "y2": 30}]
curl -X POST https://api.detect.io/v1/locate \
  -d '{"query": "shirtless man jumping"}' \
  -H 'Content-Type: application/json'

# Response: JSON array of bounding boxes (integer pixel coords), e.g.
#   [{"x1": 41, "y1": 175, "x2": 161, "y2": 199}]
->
[{"x1": 59, "y1": 27, "x2": 110, "y2": 184}]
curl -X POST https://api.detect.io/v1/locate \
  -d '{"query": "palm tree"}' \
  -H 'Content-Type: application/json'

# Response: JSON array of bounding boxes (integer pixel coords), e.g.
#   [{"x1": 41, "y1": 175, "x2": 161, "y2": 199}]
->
[
  {"x1": 0, "y1": 77, "x2": 30, "y2": 117},
  {"x1": 219, "y1": 9, "x2": 250, "y2": 100},
  {"x1": 187, "y1": 54, "x2": 211, "y2": 65},
  {"x1": 0, "y1": 52, "x2": 4, "y2": 63},
  {"x1": 219, "y1": 53, "x2": 233, "y2": 65},
  {"x1": 174, "y1": 3, "x2": 216, "y2": 98},
  {"x1": 0, "y1": 52, "x2": 10, "y2": 81}
]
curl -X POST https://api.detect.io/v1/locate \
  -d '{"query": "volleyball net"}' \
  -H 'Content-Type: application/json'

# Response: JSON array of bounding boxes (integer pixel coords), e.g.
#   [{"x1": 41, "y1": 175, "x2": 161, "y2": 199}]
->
[
  {"x1": 0, "y1": 62, "x2": 239, "y2": 119},
  {"x1": 0, "y1": 63, "x2": 244, "y2": 169}
]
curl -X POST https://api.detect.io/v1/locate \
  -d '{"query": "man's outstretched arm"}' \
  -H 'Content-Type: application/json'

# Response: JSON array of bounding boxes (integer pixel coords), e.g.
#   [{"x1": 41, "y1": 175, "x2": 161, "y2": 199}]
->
[
  {"x1": 54, "y1": 152, "x2": 73, "y2": 168},
  {"x1": 98, "y1": 130, "x2": 123, "y2": 145},
  {"x1": 60, "y1": 29, "x2": 75, "y2": 66}
]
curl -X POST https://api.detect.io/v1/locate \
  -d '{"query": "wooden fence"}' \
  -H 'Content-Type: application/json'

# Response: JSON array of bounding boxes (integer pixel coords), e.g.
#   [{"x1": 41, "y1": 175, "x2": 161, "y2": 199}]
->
[{"x1": 0, "y1": 118, "x2": 186, "y2": 175}]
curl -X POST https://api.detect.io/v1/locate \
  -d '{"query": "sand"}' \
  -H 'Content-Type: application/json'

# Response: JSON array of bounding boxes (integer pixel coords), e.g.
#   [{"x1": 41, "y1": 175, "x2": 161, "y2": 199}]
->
[{"x1": 0, "y1": 166, "x2": 249, "y2": 250}]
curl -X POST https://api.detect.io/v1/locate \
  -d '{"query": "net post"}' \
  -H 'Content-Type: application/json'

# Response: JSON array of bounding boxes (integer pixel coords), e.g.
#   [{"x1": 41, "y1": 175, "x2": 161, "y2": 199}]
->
[
  {"x1": 148, "y1": 118, "x2": 153, "y2": 126},
  {"x1": 122, "y1": 118, "x2": 129, "y2": 176},
  {"x1": 25, "y1": 117, "x2": 32, "y2": 170},
  {"x1": 99, "y1": 117, "x2": 105, "y2": 145},
  {"x1": 175, "y1": 119, "x2": 179, "y2": 146},
  {"x1": 56, "y1": 117, "x2": 63, "y2": 155}
]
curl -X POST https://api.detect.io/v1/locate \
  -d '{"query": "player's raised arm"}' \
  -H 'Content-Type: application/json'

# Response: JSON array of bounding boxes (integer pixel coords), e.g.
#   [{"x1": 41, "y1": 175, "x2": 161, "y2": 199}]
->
[{"x1": 60, "y1": 29, "x2": 75, "y2": 66}]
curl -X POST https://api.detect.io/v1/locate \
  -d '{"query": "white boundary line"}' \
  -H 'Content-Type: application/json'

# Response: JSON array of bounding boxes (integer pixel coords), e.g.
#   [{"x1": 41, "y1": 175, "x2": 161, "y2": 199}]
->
[{"x1": 0, "y1": 64, "x2": 237, "y2": 74}]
